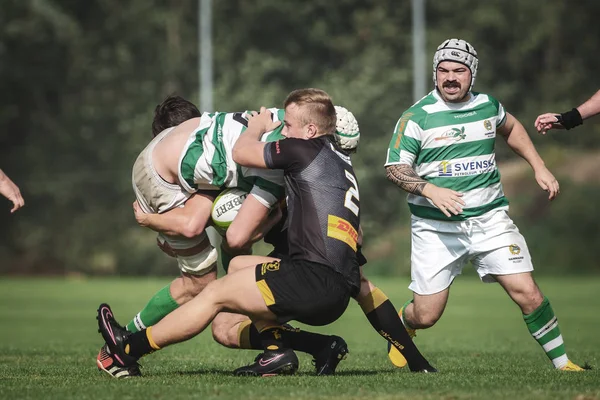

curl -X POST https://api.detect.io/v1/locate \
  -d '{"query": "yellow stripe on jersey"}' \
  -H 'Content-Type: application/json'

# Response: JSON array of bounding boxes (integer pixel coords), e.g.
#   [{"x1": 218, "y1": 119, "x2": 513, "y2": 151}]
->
[
  {"x1": 256, "y1": 279, "x2": 276, "y2": 306},
  {"x1": 327, "y1": 215, "x2": 358, "y2": 251}
]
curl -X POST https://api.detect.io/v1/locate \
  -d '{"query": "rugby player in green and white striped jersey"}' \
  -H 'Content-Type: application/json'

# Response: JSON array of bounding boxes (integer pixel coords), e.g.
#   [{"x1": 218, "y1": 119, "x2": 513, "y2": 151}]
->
[
  {"x1": 99, "y1": 97, "x2": 289, "y2": 378},
  {"x1": 384, "y1": 39, "x2": 585, "y2": 372}
]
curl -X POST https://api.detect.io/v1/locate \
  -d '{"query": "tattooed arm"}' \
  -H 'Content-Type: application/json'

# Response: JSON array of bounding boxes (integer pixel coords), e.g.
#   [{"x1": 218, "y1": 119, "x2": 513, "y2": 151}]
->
[
  {"x1": 385, "y1": 164, "x2": 428, "y2": 196},
  {"x1": 385, "y1": 164, "x2": 466, "y2": 217}
]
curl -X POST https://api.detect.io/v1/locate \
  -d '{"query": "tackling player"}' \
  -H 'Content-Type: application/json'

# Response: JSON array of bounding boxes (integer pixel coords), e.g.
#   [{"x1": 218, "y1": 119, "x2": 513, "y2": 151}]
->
[{"x1": 209, "y1": 109, "x2": 436, "y2": 374}]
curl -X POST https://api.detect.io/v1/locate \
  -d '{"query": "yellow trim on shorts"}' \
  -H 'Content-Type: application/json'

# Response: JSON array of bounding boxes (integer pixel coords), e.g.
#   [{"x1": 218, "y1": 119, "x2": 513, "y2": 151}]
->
[{"x1": 256, "y1": 279, "x2": 275, "y2": 306}]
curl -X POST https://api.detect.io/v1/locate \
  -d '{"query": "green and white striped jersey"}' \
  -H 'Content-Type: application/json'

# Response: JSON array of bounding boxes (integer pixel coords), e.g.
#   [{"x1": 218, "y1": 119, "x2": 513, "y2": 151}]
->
[
  {"x1": 385, "y1": 90, "x2": 509, "y2": 221},
  {"x1": 178, "y1": 108, "x2": 286, "y2": 206}
]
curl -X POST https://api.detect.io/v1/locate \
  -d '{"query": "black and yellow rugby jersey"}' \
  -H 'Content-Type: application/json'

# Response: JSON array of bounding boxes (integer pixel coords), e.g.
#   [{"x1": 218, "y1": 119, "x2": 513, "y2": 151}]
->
[{"x1": 264, "y1": 135, "x2": 360, "y2": 295}]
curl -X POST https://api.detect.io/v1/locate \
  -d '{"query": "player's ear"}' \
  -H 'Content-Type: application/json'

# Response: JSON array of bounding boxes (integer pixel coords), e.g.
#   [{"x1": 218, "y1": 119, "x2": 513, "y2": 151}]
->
[{"x1": 306, "y1": 123, "x2": 318, "y2": 139}]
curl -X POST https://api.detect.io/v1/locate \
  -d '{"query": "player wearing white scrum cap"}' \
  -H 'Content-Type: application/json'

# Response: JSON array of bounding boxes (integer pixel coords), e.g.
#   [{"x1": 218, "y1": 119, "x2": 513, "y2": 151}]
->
[
  {"x1": 385, "y1": 38, "x2": 585, "y2": 372},
  {"x1": 433, "y1": 38, "x2": 479, "y2": 93}
]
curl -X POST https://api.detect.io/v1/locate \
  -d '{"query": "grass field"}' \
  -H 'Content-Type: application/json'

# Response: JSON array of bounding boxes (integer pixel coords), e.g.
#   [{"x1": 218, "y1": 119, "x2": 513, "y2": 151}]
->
[{"x1": 0, "y1": 276, "x2": 598, "y2": 400}]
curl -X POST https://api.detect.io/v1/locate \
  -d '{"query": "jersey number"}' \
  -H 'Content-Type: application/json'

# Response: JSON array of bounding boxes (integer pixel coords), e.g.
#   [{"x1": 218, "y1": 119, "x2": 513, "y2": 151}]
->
[
  {"x1": 344, "y1": 170, "x2": 360, "y2": 217},
  {"x1": 232, "y1": 112, "x2": 249, "y2": 127}
]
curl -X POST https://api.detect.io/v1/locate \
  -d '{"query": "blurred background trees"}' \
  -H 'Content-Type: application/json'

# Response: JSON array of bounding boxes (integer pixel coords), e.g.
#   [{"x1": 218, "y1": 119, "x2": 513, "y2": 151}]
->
[{"x1": 1, "y1": 0, "x2": 599, "y2": 276}]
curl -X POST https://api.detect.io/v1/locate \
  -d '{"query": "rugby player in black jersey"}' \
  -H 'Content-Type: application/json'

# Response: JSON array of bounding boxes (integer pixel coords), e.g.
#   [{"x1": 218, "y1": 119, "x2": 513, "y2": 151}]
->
[{"x1": 96, "y1": 88, "x2": 435, "y2": 376}]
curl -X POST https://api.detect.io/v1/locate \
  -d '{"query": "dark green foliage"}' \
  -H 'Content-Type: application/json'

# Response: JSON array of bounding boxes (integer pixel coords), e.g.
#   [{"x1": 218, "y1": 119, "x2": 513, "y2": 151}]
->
[{"x1": 1, "y1": 1, "x2": 599, "y2": 275}]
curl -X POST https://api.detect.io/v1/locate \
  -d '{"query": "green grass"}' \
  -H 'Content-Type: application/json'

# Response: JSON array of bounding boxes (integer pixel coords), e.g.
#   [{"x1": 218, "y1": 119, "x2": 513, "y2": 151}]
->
[{"x1": 0, "y1": 276, "x2": 598, "y2": 399}]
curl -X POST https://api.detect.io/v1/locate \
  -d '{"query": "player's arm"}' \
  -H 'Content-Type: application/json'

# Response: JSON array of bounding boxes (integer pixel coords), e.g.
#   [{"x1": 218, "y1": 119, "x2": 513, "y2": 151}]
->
[
  {"x1": 0, "y1": 169, "x2": 24, "y2": 213},
  {"x1": 225, "y1": 195, "x2": 282, "y2": 250},
  {"x1": 133, "y1": 193, "x2": 212, "y2": 238},
  {"x1": 385, "y1": 165, "x2": 464, "y2": 217},
  {"x1": 577, "y1": 89, "x2": 600, "y2": 120},
  {"x1": 535, "y1": 89, "x2": 600, "y2": 134},
  {"x1": 232, "y1": 107, "x2": 281, "y2": 168},
  {"x1": 498, "y1": 113, "x2": 559, "y2": 200},
  {"x1": 384, "y1": 115, "x2": 464, "y2": 217}
]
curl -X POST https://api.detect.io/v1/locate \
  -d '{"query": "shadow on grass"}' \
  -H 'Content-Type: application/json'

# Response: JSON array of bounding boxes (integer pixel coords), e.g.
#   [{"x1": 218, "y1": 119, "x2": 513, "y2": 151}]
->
[{"x1": 173, "y1": 368, "x2": 383, "y2": 377}]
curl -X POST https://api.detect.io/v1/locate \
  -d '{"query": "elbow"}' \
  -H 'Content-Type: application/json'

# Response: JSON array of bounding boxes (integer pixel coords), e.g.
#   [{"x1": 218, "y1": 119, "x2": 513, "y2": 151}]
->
[
  {"x1": 232, "y1": 146, "x2": 242, "y2": 165},
  {"x1": 225, "y1": 227, "x2": 252, "y2": 252},
  {"x1": 384, "y1": 167, "x2": 396, "y2": 183},
  {"x1": 180, "y1": 220, "x2": 207, "y2": 239}
]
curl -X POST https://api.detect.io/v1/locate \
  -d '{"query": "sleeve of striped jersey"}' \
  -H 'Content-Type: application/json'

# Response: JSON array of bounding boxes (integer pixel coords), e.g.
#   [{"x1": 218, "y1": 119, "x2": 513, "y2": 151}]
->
[
  {"x1": 488, "y1": 95, "x2": 507, "y2": 128},
  {"x1": 246, "y1": 169, "x2": 285, "y2": 208},
  {"x1": 249, "y1": 185, "x2": 279, "y2": 208},
  {"x1": 384, "y1": 114, "x2": 421, "y2": 167}
]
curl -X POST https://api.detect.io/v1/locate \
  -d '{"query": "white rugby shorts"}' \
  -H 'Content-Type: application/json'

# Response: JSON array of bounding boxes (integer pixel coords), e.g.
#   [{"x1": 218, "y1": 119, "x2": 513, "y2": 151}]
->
[{"x1": 409, "y1": 209, "x2": 533, "y2": 295}]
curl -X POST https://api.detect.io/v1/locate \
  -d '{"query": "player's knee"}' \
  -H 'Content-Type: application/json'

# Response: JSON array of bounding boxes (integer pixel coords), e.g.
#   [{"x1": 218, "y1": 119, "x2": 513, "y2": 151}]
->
[
  {"x1": 513, "y1": 283, "x2": 544, "y2": 314},
  {"x1": 179, "y1": 271, "x2": 216, "y2": 302},
  {"x1": 211, "y1": 320, "x2": 236, "y2": 348},
  {"x1": 357, "y1": 275, "x2": 375, "y2": 299},
  {"x1": 412, "y1": 308, "x2": 442, "y2": 329}
]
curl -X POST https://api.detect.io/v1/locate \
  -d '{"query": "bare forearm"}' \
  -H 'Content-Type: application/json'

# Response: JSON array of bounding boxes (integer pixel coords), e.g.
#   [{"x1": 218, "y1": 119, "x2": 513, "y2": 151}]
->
[
  {"x1": 501, "y1": 119, "x2": 545, "y2": 171},
  {"x1": 578, "y1": 89, "x2": 600, "y2": 120},
  {"x1": 385, "y1": 164, "x2": 430, "y2": 196},
  {"x1": 143, "y1": 212, "x2": 190, "y2": 236}
]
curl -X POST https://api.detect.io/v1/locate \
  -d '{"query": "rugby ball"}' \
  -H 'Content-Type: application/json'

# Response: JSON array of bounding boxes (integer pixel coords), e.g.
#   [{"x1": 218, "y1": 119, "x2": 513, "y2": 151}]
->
[{"x1": 211, "y1": 188, "x2": 249, "y2": 235}]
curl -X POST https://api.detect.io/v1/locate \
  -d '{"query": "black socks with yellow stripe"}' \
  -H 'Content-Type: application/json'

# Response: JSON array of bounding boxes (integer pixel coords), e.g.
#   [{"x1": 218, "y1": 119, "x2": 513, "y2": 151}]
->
[
  {"x1": 358, "y1": 287, "x2": 430, "y2": 370},
  {"x1": 124, "y1": 326, "x2": 160, "y2": 359},
  {"x1": 239, "y1": 321, "x2": 331, "y2": 357}
]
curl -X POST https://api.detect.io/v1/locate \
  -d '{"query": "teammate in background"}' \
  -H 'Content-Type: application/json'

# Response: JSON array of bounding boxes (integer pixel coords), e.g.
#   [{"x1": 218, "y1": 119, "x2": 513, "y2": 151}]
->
[
  {"x1": 97, "y1": 88, "x2": 435, "y2": 377},
  {"x1": 0, "y1": 169, "x2": 24, "y2": 213},
  {"x1": 535, "y1": 89, "x2": 600, "y2": 134},
  {"x1": 384, "y1": 39, "x2": 584, "y2": 371}
]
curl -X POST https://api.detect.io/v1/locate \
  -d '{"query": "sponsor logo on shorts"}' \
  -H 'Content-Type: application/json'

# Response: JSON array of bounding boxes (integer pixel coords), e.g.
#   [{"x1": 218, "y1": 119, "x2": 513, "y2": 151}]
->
[
  {"x1": 437, "y1": 159, "x2": 495, "y2": 177},
  {"x1": 434, "y1": 126, "x2": 466, "y2": 142},
  {"x1": 261, "y1": 261, "x2": 280, "y2": 275},
  {"x1": 508, "y1": 244, "x2": 524, "y2": 262},
  {"x1": 327, "y1": 215, "x2": 358, "y2": 251},
  {"x1": 275, "y1": 140, "x2": 281, "y2": 154}
]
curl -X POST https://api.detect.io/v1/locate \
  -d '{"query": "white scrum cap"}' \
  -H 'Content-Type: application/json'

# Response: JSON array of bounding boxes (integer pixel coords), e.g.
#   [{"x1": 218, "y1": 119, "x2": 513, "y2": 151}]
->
[{"x1": 433, "y1": 38, "x2": 478, "y2": 91}]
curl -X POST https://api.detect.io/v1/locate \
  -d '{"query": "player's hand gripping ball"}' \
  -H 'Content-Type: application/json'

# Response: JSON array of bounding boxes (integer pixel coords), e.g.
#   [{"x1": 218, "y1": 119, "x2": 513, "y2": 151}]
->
[{"x1": 211, "y1": 188, "x2": 249, "y2": 235}]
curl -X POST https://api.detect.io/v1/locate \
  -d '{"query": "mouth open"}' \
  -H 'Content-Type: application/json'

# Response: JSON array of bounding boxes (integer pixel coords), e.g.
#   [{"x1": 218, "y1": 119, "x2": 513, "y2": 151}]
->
[{"x1": 443, "y1": 85, "x2": 460, "y2": 95}]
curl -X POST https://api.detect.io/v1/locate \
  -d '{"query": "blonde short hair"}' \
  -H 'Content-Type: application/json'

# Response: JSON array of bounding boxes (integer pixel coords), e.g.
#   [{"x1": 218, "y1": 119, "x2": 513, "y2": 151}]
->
[{"x1": 284, "y1": 88, "x2": 336, "y2": 135}]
